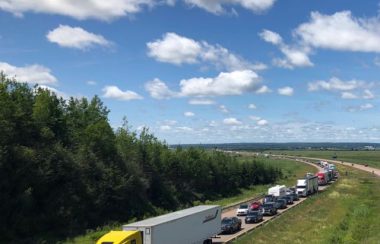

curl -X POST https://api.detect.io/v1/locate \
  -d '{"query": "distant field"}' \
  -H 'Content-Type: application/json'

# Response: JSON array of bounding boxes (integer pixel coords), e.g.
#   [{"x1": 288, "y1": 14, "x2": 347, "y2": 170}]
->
[
  {"x1": 235, "y1": 164, "x2": 380, "y2": 244},
  {"x1": 65, "y1": 156, "x2": 316, "y2": 244},
  {"x1": 267, "y1": 150, "x2": 380, "y2": 169}
]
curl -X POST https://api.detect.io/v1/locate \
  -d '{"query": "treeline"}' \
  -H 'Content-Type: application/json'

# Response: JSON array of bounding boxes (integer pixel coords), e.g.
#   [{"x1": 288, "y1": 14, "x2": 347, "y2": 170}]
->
[{"x1": 0, "y1": 74, "x2": 281, "y2": 242}]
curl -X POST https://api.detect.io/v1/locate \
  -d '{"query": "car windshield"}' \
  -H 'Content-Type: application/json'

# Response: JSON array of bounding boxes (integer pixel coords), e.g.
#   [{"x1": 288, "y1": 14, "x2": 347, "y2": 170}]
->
[
  {"x1": 240, "y1": 204, "x2": 248, "y2": 209},
  {"x1": 263, "y1": 204, "x2": 273, "y2": 208},
  {"x1": 297, "y1": 185, "x2": 306, "y2": 188},
  {"x1": 222, "y1": 218, "x2": 232, "y2": 224}
]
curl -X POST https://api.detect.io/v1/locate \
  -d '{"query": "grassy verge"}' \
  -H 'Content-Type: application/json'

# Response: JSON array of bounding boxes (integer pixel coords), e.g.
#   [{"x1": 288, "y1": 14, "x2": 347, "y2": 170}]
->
[
  {"x1": 267, "y1": 150, "x2": 380, "y2": 169},
  {"x1": 64, "y1": 157, "x2": 316, "y2": 244},
  {"x1": 235, "y1": 164, "x2": 380, "y2": 244}
]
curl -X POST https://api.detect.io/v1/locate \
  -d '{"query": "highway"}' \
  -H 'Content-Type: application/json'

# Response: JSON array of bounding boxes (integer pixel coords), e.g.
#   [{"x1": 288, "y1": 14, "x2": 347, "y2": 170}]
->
[{"x1": 212, "y1": 157, "x2": 331, "y2": 243}]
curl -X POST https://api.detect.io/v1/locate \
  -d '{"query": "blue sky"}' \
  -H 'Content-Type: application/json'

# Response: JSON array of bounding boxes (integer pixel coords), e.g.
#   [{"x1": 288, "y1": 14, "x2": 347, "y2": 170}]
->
[{"x1": 1, "y1": 0, "x2": 380, "y2": 144}]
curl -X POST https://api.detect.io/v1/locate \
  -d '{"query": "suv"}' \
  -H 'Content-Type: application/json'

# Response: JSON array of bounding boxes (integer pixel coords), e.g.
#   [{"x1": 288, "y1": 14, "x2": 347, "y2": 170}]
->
[
  {"x1": 221, "y1": 217, "x2": 242, "y2": 234},
  {"x1": 275, "y1": 198, "x2": 287, "y2": 209},
  {"x1": 279, "y1": 195, "x2": 294, "y2": 205},
  {"x1": 245, "y1": 210, "x2": 264, "y2": 224},
  {"x1": 262, "y1": 202, "x2": 277, "y2": 216}
]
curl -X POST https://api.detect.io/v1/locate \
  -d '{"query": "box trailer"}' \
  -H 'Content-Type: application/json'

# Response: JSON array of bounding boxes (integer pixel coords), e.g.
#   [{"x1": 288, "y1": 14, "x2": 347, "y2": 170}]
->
[
  {"x1": 296, "y1": 174, "x2": 318, "y2": 197},
  {"x1": 268, "y1": 185, "x2": 286, "y2": 197},
  {"x1": 97, "y1": 205, "x2": 221, "y2": 244}
]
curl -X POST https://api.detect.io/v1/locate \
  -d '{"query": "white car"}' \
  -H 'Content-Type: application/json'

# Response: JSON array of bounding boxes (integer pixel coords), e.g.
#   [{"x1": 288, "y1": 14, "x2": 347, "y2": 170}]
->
[{"x1": 236, "y1": 204, "x2": 249, "y2": 216}]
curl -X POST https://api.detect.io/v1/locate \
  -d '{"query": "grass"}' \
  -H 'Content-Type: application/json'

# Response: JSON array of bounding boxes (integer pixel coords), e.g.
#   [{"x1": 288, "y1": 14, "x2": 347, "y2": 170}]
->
[
  {"x1": 235, "y1": 164, "x2": 380, "y2": 244},
  {"x1": 266, "y1": 150, "x2": 380, "y2": 169},
  {"x1": 64, "y1": 156, "x2": 316, "y2": 243}
]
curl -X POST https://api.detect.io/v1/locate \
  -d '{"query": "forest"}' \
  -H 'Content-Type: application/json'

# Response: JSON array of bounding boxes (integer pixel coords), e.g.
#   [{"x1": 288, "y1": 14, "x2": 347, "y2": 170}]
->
[{"x1": 0, "y1": 74, "x2": 282, "y2": 242}]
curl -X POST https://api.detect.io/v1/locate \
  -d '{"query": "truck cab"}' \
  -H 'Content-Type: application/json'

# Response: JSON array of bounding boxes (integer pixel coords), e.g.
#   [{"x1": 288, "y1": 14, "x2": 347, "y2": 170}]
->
[
  {"x1": 296, "y1": 179, "x2": 307, "y2": 197},
  {"x1": 96, "y1": 230, "x2": 142, "y2": 244}
]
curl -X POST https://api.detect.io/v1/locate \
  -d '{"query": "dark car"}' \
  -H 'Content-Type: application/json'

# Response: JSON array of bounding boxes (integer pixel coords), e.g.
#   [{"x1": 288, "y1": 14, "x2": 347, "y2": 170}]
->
[
  {"x1": 279, "y1": 195, "x2": 294, "y2": 205},
  {"x1": 245, "y1": 211, "x2": 264, "y2": 224},
  {"x1": 221, "y1": 217, "x2": 241, "y2": 234},
  {"x1": 275, "y1": 198, "x2": 287, "y2": 209},
  {"x1": 288, "y1": 192, "x2": 299, "y2": 201},
  {"x1": 262, "y1": 202, "x2": 277, "y2": 216},
  {"x1": 263, "y1": 194, "x2": 276, "y2": 204}
]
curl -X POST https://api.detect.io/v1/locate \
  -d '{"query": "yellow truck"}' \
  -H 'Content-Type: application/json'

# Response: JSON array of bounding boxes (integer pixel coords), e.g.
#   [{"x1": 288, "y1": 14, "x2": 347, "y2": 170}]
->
[{"x1": 97, "y1": 205, "x2": 221, "y2": 244}]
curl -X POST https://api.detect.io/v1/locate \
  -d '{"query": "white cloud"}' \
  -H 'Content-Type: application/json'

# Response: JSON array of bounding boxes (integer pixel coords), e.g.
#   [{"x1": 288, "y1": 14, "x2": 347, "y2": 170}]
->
[
  {"x1": 163, "y1": 120, "x2": 177, "y2": 126},
  {"x1": 47, "y1": 25, "x2": 110, "y2": 50},
  {"x1": 176, "y1": 126, "x2": 193, "y2": 131},
  {"x1": 184, "y1": 111, "x2": 195, "y2": 117},
  {"x1": 248, "y1": 103, "x2": 257, "y2": 109},
  {"x1": 184, "y1": 0, "x2": 276, "y2": 15},
  {"x1": 223, "y1": 117, "x2": 242, "y2": 125},
  {"x1": 102, "y1": 85, "x2": 143, "y2": 100},
  {"x1": 219, "y1": 105, "x2": 229, "y2": 113},
  {"x1": 147, "y1": 33, "x2": 201, "y2": 65},
  {"x1": 296, "y1": 11, "x2": 380, "y2": 53},
  {"x1": 249, "y1": 115, "x2": 261, "y2": 121},
  {"x1": 341, "y1": 92, "x2": 357, "y2": 99},
  {"x1": 209, "y1": 120, "x2": 218, "y2": 127},
  {"x1": 259, "y1": 29, "x2": 282, "y2": 45},
  {"x1": 347, "y1": 103, "x2": 374, "y2": 112},
  {"x1": 147, "y1": 32, "x2": 265, "y2": 71},
  {"x1": 257, "y1": 119, "x2": 268, "y2": 126},
  {"x1": 363, "y1": 89, "x2": 375, "y2": 99},
  {"x1": 0, "y1": 0, "x2": 157, "y2": 21},
  {"x1": 145, "y1": 78, "x2": 176, "y2": 99},
  {"x1": 308, "y1": 77, "x2": 369, "y2": 92},
  {"x1": 188, "y1": 98, "x2": 216, "y2": 105},
  {"x1": 259, "y1": 29, "x2": 313, "y2": 69},
  {"x1": 256, "y1": 85, "x2": 272, "y2": 94},
  {"x1": 0, "y1": 61, "x2": 57, "y2": 85},
  {"x1": 179, "y1": 70, "x2": 262, "y2": 96},
  {"x1": 86, "y1": 80, "x2": 97, "y2": 85},
  {"x1": 278, "y1": 86, "x2": 294, "y2": 96},
  {"x1": 160, "y1": 125, "x2": 171, "y2": 131}
]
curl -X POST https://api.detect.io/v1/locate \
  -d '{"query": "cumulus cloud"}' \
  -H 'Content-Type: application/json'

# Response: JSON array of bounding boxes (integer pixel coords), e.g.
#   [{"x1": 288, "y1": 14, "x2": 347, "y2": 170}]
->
[
  {"x1": 179, "y1": 70, "x2": 261, "y2": 96},
  {"x1": 145, "y1": 78, "x2": 176, "y2": 99},
  {"x1": 308, "y1": 77, "x2": 369, "y2": 92},
  {"x1": 256, "y1": 85, "x2": 272, "y2": 94},
  {"x1": 249, "y1": 115, "x2": 261, "y2": 121},
  {"x1": 147, "y1": 32, "x2": 265, "y2": 71},
  {"x1": 146, "y1": 70, "x2": 265, "y2": 99},
  {"x1": 0, "y1": 0, "x2": 157, "y2": 21},
  {"x1": 223, "y1": 117, "x2": 242, "y2": 125},
  {"x1": 184, "y1": 111, "x2": 195, "y2": 117},
  {"x1": 160, "y1": 125, "x2": 171, "y2": 131},
  {"x1": 102, "y1": 85, "x2": 143, "y2": 100},
  {"x1": 86, "y1": 80, "x2": 97, "y2": 85},
  {"x1": 0, "y1": 61, "x2": 57, "y2": 84},
  {"x1": 308, "y1": 77, "x2": 376, "y2": 100},
  {"x1": 257, "y1": 119, "x2": 268, "y2": 126},
  {"x1": 47, "y1": 25, "x2": 111, "y2": 50},
  {"x1": 219, "y1": 105, "x2": 229, "y2": 113},
  {"x1": 347, "y1": 103, "x2": 374, "y2": 112},
  {"x1": 278, "y1": 86, "x2": 294, "y2": 96},
  {"x1": 188, "y1": 98, "x2": 215, "y2": 105},
  {"x1": 248, "y1": 103, "x2": 257, "y2": 109},
  {"x1": 259, "y1": 29, "x2": 313, "y2": 69},
  {"x1": 184, "y1": 0, "x2": 276, "y2": 15},
  {"x1": 296, "y1": 11, "x2": 380, "y2": 53}
]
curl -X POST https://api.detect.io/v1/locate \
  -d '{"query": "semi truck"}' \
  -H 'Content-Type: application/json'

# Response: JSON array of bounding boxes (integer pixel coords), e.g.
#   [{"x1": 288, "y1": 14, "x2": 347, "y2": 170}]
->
[
  {"x1": 316, "y1": 171, "x2": 328, "y2": 185},
  {"x1": 97, "y1": 205, "x2": 221, "y2": 244},
  {"x1": 296, "y1": 174, "x2": 318, "y2": 197},
  {"x1": 268, "y1": 185, "x2": 286, "y2": 197}
]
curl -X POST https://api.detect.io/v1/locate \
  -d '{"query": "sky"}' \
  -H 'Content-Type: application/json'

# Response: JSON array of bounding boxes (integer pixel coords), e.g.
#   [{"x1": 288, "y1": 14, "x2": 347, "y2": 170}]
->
[{"x1": 1, "y1": 0, "x2": 380, "y2": 144}]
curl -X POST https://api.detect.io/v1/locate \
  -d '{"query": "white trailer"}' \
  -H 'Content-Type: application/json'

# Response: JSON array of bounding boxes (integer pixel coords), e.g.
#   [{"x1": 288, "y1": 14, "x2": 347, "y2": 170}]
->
[
  {"x1": 268, "y1": 185, "x2": 286, "y2": 197},
  {"x1": 117, "y1": 205, "x2": 221, "y2": 244},
  {"x1": 296, "y1": 175, "x2": 318, "y2": 197}
]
